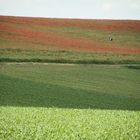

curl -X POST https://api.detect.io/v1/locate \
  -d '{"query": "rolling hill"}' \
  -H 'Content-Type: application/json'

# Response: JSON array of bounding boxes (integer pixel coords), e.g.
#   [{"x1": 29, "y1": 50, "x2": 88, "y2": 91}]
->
[{"x1": 0, "y1": 16, "x2": 140, "y2": 64}]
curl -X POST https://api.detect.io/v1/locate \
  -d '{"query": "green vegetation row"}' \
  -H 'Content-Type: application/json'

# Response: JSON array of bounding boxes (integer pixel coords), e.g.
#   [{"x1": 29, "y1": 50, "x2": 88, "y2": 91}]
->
[{"x1": 0, "y1": 49, "x2": 139, "y2": 64}]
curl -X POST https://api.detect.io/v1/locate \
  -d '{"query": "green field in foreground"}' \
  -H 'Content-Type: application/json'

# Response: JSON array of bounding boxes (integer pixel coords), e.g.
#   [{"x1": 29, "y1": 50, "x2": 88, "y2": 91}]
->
[{"x1": 0, "y1": 64, "x2": 140, "y2": 139}]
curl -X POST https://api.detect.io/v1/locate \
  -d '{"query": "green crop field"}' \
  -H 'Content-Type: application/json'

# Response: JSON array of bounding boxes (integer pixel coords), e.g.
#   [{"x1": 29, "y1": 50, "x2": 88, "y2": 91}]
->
[{"x1": 0, "y1": 63, "x2": 140, "y2": 139}]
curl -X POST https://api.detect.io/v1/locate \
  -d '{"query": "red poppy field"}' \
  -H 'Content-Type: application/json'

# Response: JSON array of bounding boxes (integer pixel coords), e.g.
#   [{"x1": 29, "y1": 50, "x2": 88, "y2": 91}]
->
[{"x1": 0, "y1": 15, "x2": 140, "y2": 63}]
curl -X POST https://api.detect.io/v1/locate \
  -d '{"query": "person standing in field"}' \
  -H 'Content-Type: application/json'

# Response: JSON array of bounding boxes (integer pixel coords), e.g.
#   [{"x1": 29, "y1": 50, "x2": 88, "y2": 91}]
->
[{"x1": 108, "y1": 35, "x2": 113, "y2": 41}]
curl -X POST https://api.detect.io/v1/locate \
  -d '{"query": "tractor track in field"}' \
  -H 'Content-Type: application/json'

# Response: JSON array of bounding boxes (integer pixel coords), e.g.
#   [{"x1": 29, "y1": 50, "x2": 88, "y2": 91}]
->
[{"x1": 0, "y1": 62, "x2": 139, "y2": 67}]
